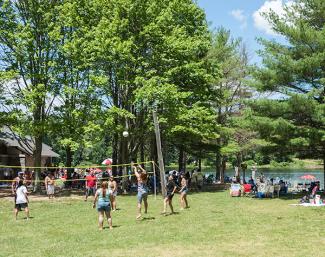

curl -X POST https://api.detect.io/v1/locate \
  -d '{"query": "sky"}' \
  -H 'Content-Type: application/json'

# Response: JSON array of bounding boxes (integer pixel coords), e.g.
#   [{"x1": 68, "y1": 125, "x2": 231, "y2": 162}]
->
[{"x1": 197, "y1": 0, "x2": 291, "y2": 65}]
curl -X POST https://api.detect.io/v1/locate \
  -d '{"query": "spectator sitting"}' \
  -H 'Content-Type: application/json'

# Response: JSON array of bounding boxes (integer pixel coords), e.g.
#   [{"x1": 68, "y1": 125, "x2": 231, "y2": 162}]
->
[
  {"x1": 300, "y1": 194, "x2": 309, "y2": 203},
  {"x1": 248, "y1": 177, "x2": 256, "y2": 192},
  {"x1": 243, "y1": 183, "x2": 252, "y2": 195},
  {"x1": 311, "y1": 184, "x2": 319, "y2": 198}
]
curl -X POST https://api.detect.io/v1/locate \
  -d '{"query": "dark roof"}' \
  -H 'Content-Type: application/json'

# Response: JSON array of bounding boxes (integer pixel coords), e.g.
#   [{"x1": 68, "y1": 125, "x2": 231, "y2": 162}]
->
[{"x1": 0, "y1": 127, "x2": 59, "y2": 158}]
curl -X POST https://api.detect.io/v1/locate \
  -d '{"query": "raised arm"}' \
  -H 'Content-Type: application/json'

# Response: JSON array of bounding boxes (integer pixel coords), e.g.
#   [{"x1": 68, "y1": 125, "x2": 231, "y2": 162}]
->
[
  {"x1": 133, "y1": 164, "x2": 140, "y2": 179},
  {"x1": 138, "y1": 165, "x2": 147, "y2": 174}
]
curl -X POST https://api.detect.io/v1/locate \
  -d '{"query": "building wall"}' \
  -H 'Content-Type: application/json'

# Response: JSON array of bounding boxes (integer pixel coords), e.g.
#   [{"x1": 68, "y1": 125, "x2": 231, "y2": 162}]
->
[
  {"x1": 0, "y1": 146, "x2": 51, "y2": 181},
  {"x1": 25, "y1": 155, "x2": 48, "y2": 168},
  {"x1": 0, "y1": 147, "x2": 22, "y2": 181}
]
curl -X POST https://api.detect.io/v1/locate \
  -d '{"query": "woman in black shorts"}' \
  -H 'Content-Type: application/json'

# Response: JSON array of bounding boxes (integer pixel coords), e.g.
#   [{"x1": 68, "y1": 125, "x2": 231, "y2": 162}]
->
[
  {"x1": 162, "y1": 175, "x2": 177, "y2": 214},
  {"x1": 14, "y1": 180, "x2": 29, "y2": 220}
]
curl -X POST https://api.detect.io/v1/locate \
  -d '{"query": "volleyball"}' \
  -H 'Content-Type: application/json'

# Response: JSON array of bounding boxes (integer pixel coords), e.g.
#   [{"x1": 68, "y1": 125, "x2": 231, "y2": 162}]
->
[{"x1": 122, "y1": 131, "x2": 129, "y2": 137}]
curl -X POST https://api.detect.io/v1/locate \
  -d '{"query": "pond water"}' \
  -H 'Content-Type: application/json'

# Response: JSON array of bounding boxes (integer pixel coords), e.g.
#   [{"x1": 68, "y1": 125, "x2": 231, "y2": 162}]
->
[{"x1": 202, "y1": 168, "x2": 324, "y2": 188}]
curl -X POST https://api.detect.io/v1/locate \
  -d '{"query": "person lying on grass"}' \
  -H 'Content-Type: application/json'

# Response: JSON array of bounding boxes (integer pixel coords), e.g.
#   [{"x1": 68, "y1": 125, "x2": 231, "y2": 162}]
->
[{"x1": 93, "y1": 181, "x2": 113, "y2": 230}]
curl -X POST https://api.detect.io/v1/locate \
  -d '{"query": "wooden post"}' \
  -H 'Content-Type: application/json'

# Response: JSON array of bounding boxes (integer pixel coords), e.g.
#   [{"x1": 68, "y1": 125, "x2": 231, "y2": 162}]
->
[
  {"x1": 152, "y1": 161, "x2": 157, "y2": 200},
  {"x1": 152, "y1": 110, "x2": 166, "y2": 197}
]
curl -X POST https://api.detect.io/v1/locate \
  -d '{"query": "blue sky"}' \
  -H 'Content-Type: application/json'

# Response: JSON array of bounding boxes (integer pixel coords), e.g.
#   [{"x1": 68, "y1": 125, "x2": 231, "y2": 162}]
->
[{"x1": 197, "y1": 0, "x2": 289, "y2": 64}]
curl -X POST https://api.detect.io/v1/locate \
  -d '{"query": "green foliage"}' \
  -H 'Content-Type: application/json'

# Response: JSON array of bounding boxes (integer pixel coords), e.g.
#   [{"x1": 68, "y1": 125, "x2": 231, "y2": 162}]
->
[
  {"x1": 250, "y1": 0, "x2": 325, "y2": 164},
  {"x1": 0, "y1": 0, "x2": 220, "y2": 168}
]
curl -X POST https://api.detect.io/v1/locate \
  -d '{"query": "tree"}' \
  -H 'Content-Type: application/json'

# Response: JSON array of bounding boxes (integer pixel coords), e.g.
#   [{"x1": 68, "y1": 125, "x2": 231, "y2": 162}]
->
[
  {"x1": 251, "y1": 0, "x2": 325, "y2": 182},
  {"x1": 0, "y1": 0, "x2": 62, "y2": 191},
  {"x1": 206, "y1": 28, "x2": 252, "y2": 182},
  {"x1": 48, "y1": 0, "x2": 104, "y2": 168},
  {"x1": 84, "y1": 0, "x2": 215, "y2": 174}
]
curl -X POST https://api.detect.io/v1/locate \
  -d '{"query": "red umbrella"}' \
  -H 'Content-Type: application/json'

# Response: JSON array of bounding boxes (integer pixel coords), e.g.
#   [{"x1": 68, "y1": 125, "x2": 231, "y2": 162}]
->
[
  {"x1": 300, "y1": 174, "x2": 316, "y2": 180},
  {"x1": 102, "y1": 158, "x2": 112, "y2": 165}
]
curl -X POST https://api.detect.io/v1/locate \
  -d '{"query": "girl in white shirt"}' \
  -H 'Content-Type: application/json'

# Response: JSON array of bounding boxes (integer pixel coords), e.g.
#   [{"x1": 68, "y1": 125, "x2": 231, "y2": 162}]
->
[{"x1": 14, "y1": 180, "x2": 29, "y2": 220}]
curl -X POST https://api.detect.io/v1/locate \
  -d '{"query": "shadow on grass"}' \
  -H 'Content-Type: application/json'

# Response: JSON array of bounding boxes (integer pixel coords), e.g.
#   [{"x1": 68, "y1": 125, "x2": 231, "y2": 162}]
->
[
  {"x1": 103, "y1": 225, "x2": 121, "y2": 229},
  {"x1": 137, "y1": 217, "x2": 155, "y2": 221},
  {"x1": 211, "y1": 211, "x2": 224, "y2": 214},
  {"x1": 161, "y1": 212, "x2": 180, "y2": 216}
]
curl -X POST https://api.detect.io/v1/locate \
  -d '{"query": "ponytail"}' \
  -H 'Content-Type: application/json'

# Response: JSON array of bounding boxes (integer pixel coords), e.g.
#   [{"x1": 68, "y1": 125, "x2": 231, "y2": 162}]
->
[{"x1": 101, "y1": 181, "x2": 108, "y2": 197}]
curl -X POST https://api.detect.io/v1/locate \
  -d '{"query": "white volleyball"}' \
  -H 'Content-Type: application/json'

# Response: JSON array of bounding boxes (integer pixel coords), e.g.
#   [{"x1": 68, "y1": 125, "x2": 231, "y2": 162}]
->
[{"x1": 122, "y1": 131, "x2": 129, "y2": 137}]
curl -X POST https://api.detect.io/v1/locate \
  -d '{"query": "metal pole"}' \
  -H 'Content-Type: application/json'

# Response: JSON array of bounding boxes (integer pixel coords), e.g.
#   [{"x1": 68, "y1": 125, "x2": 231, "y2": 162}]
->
[
  {"x1": 152, "y1": 110, "x2": 166, "y2": 197},
  {"x1": 152, "y1": 161, "x2": 157, "y2": 200}
]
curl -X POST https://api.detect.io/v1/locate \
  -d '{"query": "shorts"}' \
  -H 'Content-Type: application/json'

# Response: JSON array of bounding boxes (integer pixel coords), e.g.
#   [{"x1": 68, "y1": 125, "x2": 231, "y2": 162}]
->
[
  {"x1": 47, "y1": 184, "x2": 55, "y2": 195},
  {"x1": 165, "y1": 193, "x2": 174, "y2": 200},
  {"x1": 180, "y1": 189, "x2": 188, "y2": 195},
  {"x1": 15, "y1": 203, "x2": 28, "y2": 211},
  {"x1": 86, "y1": 187, "x2": 96, "y2": 196},
  {"x1": 137, "y1": 191, "x2": 148, "y2": 204},
  {"x1": 97, "y1": 204, "x2": 111, "y2": 212},
  {"x1": 109, "y1": 189, "x2": 117, "y2": 197}
]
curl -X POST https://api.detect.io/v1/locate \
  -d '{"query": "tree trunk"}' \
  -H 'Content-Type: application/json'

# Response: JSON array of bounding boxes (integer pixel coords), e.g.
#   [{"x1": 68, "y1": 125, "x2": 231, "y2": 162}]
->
[
  {"x1": 183, "y1": 151, "x2": 187, "y2": 172},
  {"x1": 112, "y1": 131, "x2": 119, "y2": 176},
  {"x1": 178, "y1": 147, "x2": 185, "y2": 172},
  {"x1": 66, "y1": 146, "x2": 73, "y2": 167},
  {"x1": 140, "y1": 141, "x2": 145, "y2": 163},
  {"x1": 236, "y1": 153, "x2": 242, "y2": 182},
  {"x1": 150, "y1": 135, "x2": 157, "y2": 166},
  {"x1": 323, "y1": 149, "x2": 325, "y2": 190},
  {"x1": 118, "y1": 138, "x2": 123, "y2": 176},
  {"x1": 220, "y1": 157, "x2": 226, "y2": 183},
  {"x1": 33, "y1": 135, "x2": 43, "y2": 193},
  {"x1": 215, "y1": 145, "x2": 221, "y2": 181},
  {"x1": 121, "y1": 136, "x2": 128, "y2": 176},
  {"x1": 243, "y1": 168, "x2": 246, "y2": 184},
  {"x1": 198, "y1": 158, "x2": 202, "y2": 172},
  {"x1": 65, "y1": 146, "x2": 74, "y2": 188}
]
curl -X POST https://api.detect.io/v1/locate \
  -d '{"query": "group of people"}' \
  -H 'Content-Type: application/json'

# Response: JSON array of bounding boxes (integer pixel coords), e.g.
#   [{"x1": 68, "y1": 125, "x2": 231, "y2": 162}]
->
[
  {"x1": 300, "y1": 181, "x2": 321, "y2": 204},
  {"x1": 92, "y1": 162, "x2": 190, "y2": 230},
  {"x1": 230, "y1": 170, "x2": 292, "y2": 198},
  {"x1": 10, "y1": 162, "x2": 190, "y2": 230},
  {"x1": 163, "y1": 173, "x2": 189, "y2": 215}
]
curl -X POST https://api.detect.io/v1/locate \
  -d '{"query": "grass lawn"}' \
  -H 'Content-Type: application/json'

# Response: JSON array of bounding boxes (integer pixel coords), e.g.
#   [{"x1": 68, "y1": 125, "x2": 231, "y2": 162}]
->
[{"x1": 1, "y1": 191, "x2": 325, "y2": 257}]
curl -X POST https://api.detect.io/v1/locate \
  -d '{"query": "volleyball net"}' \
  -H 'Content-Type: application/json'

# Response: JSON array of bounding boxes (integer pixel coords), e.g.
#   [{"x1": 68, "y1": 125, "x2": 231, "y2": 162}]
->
[
  {"x1": 0, "y1": 161, "x2": 159, "y2": 182},
  {"x1": 0, "y1": 161, "x2": 163, "y2": 199}
]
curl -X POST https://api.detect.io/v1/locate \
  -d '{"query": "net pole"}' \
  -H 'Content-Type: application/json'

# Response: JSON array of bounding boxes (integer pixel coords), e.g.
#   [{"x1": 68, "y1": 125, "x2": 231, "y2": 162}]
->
[
  {"x1": 152, "y1": 110, "x2": 166, "y2": 198},
  {"x1": 152, "y1": 161, "x2": 157, "y2": 200}
]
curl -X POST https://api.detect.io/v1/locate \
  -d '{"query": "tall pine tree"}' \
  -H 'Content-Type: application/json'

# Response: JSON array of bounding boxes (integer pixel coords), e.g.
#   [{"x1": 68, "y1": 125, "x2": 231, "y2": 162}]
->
[{"x1": 251, "y1": 0, "x2": 325, "y2": 184}]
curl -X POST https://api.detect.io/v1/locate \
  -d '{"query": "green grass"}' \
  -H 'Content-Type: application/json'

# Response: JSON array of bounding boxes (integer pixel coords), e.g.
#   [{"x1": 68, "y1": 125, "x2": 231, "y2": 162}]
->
[{"x1": 1, "y1": 192, "x2": 325, "y2": 257}]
